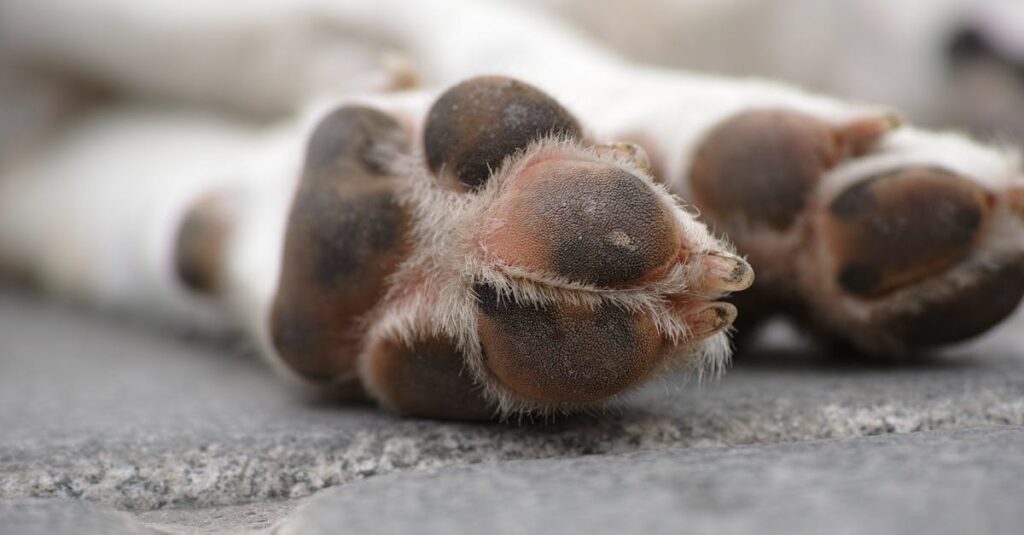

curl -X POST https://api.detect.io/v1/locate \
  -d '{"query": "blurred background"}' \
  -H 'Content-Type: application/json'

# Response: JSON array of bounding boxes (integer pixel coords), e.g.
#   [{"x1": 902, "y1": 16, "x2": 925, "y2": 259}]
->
[
  {"x1": 2, "y1": 0, "x2": 1023, "y2": 168},
  {"x1": 530, "y1": 0, "x2": 1024, "y2": 141}
]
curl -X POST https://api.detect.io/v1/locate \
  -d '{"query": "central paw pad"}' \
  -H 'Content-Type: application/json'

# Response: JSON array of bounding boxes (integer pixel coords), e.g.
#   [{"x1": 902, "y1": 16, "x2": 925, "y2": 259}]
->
[{"x1": 482, "y1": 159, "x2": 682, "y2": 286}]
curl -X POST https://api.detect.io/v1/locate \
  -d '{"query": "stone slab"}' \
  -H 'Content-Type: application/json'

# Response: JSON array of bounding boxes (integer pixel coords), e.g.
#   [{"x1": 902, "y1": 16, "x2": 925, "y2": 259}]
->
[
  {"x1": 277, "y1": 426, "x2": 1024, "y2": 535},
  {"x1": 4, "y1": 427, "x2": 1021, "y2": 535},
  {"x1": 1, "y1": 293, "x2": 1022, "y2": 510}
]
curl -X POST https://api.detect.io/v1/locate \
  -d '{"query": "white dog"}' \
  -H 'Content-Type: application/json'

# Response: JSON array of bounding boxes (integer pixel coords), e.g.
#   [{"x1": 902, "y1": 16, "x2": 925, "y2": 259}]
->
[{"x1": 1, "y1": 0, "x2": 1021, "y2": 419}]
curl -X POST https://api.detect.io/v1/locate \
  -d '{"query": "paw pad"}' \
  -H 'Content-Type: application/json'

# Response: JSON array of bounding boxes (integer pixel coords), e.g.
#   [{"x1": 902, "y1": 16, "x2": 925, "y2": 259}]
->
[
  {"x1": 825, "y1": 167, "x2": 991, "y2": 297},
  {"x1": 691, "y1": 110, "x2": 839, "y2": 231},
  {"x1": 482, "y1": 160, "x2": 682, "y2": 286},
  {"x1": 366, "y1": 335, "x2": 495, "y2": 420},
  {"x1": 174, "y1": 194, "x2": 232, "y2": 294},
  {"x1": 271, "y1": 106, "x2": 412, "y2": 381},
  {"x1": 880, "y1": 259, "x2": 1024, "y2": 347},
  {"x1": 474, "y1": 284, "x2": 662, "y2": 404},
  {"x1": 424, "y1": 76, "x2": 582, "y2": 190}
]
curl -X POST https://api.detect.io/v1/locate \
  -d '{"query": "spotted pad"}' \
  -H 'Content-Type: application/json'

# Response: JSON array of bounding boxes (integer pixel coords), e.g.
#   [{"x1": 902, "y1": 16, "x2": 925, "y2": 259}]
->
[
  {"x1": 482, "y1": 160, "x2": 682, "y2": 286},
  {"x1": 691, "y1": 110, "x2": 839, "y2": 231},
  {"x1": 424, "y1": 76, "x2": 582, "y2": 190},
  {"x1": 270, "y1": 106, "x2": 411, "y2": 382},
  {"x1": 366, "y1": 335, "x2": 496, "y2": 420},
  {"x1": 474, "y1": 284, "x2": 662, "y2": 405},
  {"x1": 174, "y1": 195, "x2": 231, "y2": 294},
  {"x1": 825, "y1": 167, "x2": 992, "y2": 298},
  {"x1": 879, "y1": 258, "x2": 1024, "y2": 347}
]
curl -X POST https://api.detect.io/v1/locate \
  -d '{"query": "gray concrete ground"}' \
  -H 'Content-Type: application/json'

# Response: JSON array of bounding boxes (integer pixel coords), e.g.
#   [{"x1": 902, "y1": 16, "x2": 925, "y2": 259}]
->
[{"x1": 1, "y1": 292, "x2": 1023, "y2": 533}]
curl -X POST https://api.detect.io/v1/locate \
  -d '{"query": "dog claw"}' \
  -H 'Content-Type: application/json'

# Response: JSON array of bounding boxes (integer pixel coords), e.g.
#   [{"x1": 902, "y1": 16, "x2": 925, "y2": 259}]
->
[
  {"x1": 683, "y1": 302, "x2": 738, "y2": 341},
  {"x1": 699, "y1": 251, "x2": 755, "y2": 293},
  {"x1": 595, "y1": 141, "x2": 652, "y2": 174},
  {"x1": 836, "y1": 113, "x2": 902, "y2": 157}
]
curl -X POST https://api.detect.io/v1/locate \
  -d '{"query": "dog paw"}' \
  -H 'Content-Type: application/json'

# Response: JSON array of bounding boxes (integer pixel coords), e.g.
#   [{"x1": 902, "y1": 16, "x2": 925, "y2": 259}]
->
[
  {"x1": 688, "y1": 108, "x2": 1024, "y2": 355},
  {"x1": 267, "y1": 76, "x2": 752, "y2": 418}
]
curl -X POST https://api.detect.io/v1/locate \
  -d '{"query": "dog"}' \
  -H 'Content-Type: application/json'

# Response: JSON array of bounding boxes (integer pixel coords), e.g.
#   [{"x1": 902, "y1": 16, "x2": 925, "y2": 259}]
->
[{"x1": 1, "y1": 0, "x2": 1021, "y2": 419}]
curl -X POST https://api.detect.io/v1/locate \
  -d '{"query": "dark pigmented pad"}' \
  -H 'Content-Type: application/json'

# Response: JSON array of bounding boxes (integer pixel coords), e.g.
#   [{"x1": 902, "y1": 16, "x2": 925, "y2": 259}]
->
[
  {"x1": 474, "y1": 284, "x2": 662, "y2": 405},
  {"x1": 690, "y1": 109, "x2": 839, "y2": 231},
  {"x1": 825, "y1": 167, "x2": 991, "y2": 298},
  {"x1": 881, "y1": 258, "x2": 1024, "y2": 347},
  {"x1": 367, "y1": 335, "x2": 496, "y2": 420},
  {"x1": 174, "y1": 194, "x2": 231, "y2": 294},
  {"x1": 270, "y1": 106, "x2": 411, "y2": 382},
  {"x1": 303, "y1": 190, "x2": 405, "y2": 287},
  {"x1": 483, "y1": 160, "x2": 681, "y2": 286},
  {"x1": 305, "y1": 105, "x2": 408, "y2": 175},
  {"x1": 424, "y1": 76, "x2": 582, "y2": 190}
]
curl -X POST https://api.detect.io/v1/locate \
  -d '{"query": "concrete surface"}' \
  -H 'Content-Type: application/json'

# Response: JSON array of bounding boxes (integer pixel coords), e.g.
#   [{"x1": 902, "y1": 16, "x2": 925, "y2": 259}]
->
[
  {"x1": 4, "y1": 428, "x2": 1023, "y2": 535},
  {"x1": 1, "y1": 292, "x2": 1023, "y2": 533},
  {"x1": 278, "y1": 427, "x2": 1024, "y2": 535},
  {"x1": 0, "y1": 499, "x2": 161, "y2": 535}
]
